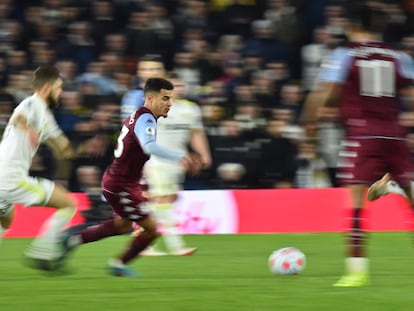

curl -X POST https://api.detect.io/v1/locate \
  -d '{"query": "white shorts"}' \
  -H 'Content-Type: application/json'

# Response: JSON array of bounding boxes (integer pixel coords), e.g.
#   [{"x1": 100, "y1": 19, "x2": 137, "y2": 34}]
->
[
  {"x1": 144, "y1": 162, "x2": 184, "y2": 196},
  {"x1": 0, "y1": 176, "x2": 55, "y2": 217}
]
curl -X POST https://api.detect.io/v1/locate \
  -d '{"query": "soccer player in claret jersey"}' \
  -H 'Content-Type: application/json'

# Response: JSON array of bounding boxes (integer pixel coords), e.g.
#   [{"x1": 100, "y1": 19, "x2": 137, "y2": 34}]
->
[
  {"x1": 301, "y1": 24, "x2": 414, "y2": 287},
  {"x1": 0, "y1": 66, "x2": 77, "y2": 269},
  {"x1": 59, "y1": 78, "x2": 201, "y2": 277}
]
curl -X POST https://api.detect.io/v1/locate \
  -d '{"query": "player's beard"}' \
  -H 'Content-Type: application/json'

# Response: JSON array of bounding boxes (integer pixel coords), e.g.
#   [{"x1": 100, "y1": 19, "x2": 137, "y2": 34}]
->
[{"x1": 46, "y1": 93, "x2": 60, "y2": 109}]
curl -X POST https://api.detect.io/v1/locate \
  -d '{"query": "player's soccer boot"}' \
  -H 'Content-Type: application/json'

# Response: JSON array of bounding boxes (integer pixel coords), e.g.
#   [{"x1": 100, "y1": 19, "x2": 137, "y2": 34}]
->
[
  {"x1": 107, "y1": 259, "x2": 139, "y2": 277},
  {"x1": 140, "y1": 246, "x2": 168, "y2": 256},
  {"x1": 367, "y1": 173, "x2": 407, "y2": 201},
  {"x1": 24, "y1": 245, "x2": 62, "y2": 271},
  {"x1": 53, "y1": 232, "x2": 80, "y2": 270},
  {"x1": 333, "y1": 273, "x2": 369, "y2": 287},
  {"x1": 169, "y1": 247, "x2": 197, "y2": 256}
]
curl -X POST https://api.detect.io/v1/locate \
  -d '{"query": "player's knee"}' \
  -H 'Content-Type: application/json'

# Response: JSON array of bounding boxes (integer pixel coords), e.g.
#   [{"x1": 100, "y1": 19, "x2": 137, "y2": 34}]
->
[
  {"x1": 145, "y1": 226, "x2": 160, "y2": 238},
  {"x1": 152, "y1": 194, "x2": 177, "y2": 204},
  {"x1": 111, "y1": 217, "x2": 133, "y2": 234},
  {"x1": 119, "y1": 222, "x2": 134, "y2": 234},
  {"x1": 66, "y1": 196, "x2": 77, "y2": 208},
  {"x1": 0, "y1": 216, "x2": 11, "y2": 229},
  {"x1": 0, "y1": 207, "x2": 14, "y2": 229},
  {"x1": 169, "y1": 194, "x2": 178, "y2": 202},
  {"x1": 51, "y1": 195, "x2": 77, "y2": 210},
  {"x1": 150, "y1": 230, "x2": 161, "y2": 240}
]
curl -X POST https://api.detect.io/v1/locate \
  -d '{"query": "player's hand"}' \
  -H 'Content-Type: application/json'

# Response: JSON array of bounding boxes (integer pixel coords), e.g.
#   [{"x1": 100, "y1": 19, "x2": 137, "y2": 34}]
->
[
  {"x1": 200, "y1": 154, "x2": 212, "y2": 170},
  {"x1": 181, "y1": 153, "x2": 203, "y2": 177},
  {"x1": 61, "y1": 146, "x2": 75, "y2": 160}
]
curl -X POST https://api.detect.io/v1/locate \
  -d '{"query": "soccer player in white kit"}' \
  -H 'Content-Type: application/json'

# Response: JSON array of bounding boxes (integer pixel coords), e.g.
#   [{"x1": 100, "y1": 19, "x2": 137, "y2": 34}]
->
[
  {"x1": 143, "y1": 73, "x2": 212, "y2": 255},
  {"x1": 0, "y1": 66, "x2": 77, "y2": 269}
]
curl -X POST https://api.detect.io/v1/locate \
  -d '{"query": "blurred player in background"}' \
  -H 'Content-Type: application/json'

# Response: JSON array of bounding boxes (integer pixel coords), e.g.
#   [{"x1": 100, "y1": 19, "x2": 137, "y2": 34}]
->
[
  {"x1": 301, "y1": 24, "x2": 414, "y2": 287},
  {"x1": 0, "y1": 66, "x2": 77, "y2": 268},
  {"x1": 120, "y1": 55, "x2": 165, "y2": 119},
  {"x1": 141, "y1": 72, "x2": 211, "y2": 256},
  {"x1": 60, "y1": 78, "x2": 202, "y2": 277}
]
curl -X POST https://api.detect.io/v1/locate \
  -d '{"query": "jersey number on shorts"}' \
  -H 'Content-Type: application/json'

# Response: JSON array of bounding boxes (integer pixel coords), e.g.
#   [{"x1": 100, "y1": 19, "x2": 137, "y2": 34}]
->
[
  {"x1": 357, "y1": 59, "x2": 395, "y2": 97},
  {"x1": 114, "y1": 125, "x2": 129, "y2": 158}
]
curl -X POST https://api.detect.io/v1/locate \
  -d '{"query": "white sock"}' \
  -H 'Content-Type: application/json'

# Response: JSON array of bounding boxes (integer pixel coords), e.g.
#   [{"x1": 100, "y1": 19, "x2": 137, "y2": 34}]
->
[
  {"x1": 345, "y1": 257, "x2": 369, "y2": 274},
  {"x1": 162, "y1": 207, "x2": 185, "y2": 252},
  {"x1": 29, "y1": 207, "x2": 75, "y2": 254},
  {"x1": 153, "y1": 203, "x2": 185, "y2": 252}
]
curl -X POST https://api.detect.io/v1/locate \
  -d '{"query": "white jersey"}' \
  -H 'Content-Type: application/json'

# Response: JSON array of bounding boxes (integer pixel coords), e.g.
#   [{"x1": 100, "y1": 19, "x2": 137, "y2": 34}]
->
[
  {"x1": 144, "y1": 98, "x2": 203, "y2": 196},
  {"x1": 0, "y1": 94, "x2": 62, "y2": 185},
  {"x1": 149, "y1": 99, "x2": 203, "y2": 165}
]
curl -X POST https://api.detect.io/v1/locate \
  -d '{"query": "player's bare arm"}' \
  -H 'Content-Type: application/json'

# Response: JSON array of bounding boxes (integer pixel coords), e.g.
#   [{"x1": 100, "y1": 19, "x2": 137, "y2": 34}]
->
[
  {"x1": 400, "y1": 85, "x2": 414, "y2": 109},
  {"x1": 300, "y1": 82, "x2": 341, "y2": 123},
  {"x1": 180, "y1": 153, "x2": 203, "y2": 177},
  {"x1": 300, "y1": 82, "x2": 342, "y2": 139},
  {"x1": 190, "y1": 128, "x2": 212, "y2": 169},
  {"x1": 45, "y1": 134, "x2": 75, "y2": 160}
]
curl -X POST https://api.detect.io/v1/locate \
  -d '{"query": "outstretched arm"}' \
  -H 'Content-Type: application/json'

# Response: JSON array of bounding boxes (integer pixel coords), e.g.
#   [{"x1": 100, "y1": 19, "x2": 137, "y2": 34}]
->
[
  {"x1": 135, "y1": 113, "x2": 201, "y2": 174},
  {"x1": 45, "y1": 134, "x2": 75, "y2": 160}
]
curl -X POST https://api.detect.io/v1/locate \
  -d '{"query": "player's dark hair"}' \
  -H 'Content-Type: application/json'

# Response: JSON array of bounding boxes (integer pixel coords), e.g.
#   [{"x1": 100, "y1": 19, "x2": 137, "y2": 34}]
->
[
  {"x1": 144, "y1": 77, "x2": 174, "y2": 94},
  {"x1": 32, "y1": 66, "x2": 61, "y2": 90}
]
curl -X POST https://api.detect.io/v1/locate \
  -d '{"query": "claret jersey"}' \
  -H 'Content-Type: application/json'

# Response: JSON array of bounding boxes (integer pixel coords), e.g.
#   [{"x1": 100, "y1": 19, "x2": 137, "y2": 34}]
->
[
  {"x1": 104, "y1": 107, "x2": 154, "y2": 184},
  {"x1": 318, "y1": 41, "x2": 414, "y2": 137}
]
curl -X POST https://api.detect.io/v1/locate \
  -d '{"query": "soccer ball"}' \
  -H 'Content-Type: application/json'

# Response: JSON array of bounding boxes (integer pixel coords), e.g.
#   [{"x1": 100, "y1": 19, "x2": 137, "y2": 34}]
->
[{"x1": 268, "y1": 247, "x2": 306, "y2": 275}]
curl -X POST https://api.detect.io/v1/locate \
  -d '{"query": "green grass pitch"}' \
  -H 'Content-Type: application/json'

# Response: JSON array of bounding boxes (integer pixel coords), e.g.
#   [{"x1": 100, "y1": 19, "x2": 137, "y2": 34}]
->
[{"x1": 1, "y1": 233, "x2": 414, "y2": 311}]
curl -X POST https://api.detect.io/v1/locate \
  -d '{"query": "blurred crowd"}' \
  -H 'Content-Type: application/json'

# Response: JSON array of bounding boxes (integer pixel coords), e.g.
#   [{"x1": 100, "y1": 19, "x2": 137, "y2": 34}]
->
[{"x1": 2, "y1": 0, "x2": 414, "y2": 192}]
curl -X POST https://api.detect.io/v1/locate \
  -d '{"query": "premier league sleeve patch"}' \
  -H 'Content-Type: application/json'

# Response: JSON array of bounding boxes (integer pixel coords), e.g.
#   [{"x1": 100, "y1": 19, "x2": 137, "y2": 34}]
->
[{"x1": 145, "y1": 126, "x2": 155, "y2": 136}]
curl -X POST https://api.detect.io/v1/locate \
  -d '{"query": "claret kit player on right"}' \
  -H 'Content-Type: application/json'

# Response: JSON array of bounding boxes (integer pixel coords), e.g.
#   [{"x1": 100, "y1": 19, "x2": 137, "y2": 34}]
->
[{"x1": 301, "y1": 23, "x2": 414, "y2": 287}]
